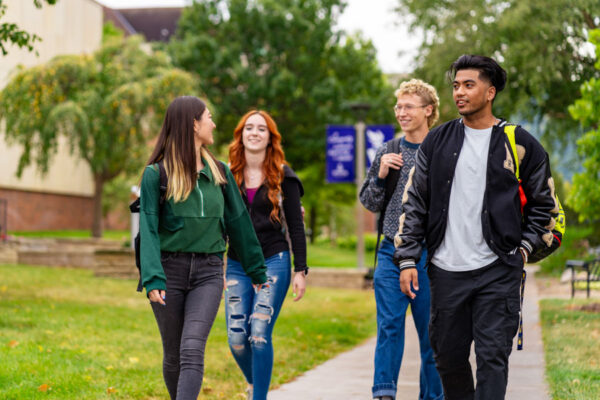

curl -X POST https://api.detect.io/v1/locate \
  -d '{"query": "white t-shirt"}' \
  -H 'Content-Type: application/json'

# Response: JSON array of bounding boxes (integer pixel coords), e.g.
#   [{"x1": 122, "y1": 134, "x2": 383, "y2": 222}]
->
[{"x1": 432, "y1": 125, "x2": 499, "y2": 271}]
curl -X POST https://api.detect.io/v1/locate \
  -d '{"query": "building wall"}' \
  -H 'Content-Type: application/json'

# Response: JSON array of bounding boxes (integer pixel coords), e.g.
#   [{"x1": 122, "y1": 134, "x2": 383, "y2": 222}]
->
[
  {"x1": 0, "y1": 0, "x2": 103, "y2": 89},
  {"x1": 0, "y1": 135, "x2": 95, "y2": 196},
  {"x1": 0, "y1": 0, "x2": 103, "y2": 230},
  {"x1": 0, "y1": 188, "x2": 93, "y2": 231}
]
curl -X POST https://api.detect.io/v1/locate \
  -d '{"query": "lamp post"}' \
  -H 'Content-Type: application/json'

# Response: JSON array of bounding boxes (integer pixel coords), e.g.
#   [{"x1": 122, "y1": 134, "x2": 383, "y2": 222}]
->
[{"x1": 348, "y1": 102, "x2": 371, "y2": 269}]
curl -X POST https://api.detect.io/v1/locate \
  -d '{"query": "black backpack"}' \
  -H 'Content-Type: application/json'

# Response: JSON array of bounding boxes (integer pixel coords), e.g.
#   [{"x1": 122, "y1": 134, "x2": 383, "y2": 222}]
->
[
  {"x1": 373, "y1": 137, "x2": 403, "y2": 267},
  {"x1": 129, "y1": 161, "x2": 168, "y2": 292}
]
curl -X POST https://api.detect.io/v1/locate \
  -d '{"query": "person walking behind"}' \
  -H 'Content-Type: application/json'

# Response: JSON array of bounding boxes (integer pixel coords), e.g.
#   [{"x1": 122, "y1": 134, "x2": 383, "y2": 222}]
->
[
  {"x1": 360, "y1": 79, "x2": 443, "y2": 400},
  {"x1": 394, "y1": 55, "x2": 561, "y2": 400},
  {"x1": 139, "y1": 96, "x2": 267, "y2": 400},
  {"x1": 226, "y1": 110, "x2": 308, "y2": 400}
]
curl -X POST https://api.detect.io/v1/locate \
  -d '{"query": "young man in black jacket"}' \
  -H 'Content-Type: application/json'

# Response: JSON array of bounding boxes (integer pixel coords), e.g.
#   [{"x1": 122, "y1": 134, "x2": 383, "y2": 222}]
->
[{"x1": 393, "y1": 55, "x2": 560, "y2": 400}]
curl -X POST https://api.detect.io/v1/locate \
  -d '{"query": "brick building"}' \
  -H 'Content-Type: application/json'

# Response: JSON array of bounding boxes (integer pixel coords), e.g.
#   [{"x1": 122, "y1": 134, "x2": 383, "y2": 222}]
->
[
  {"x1": 0, "y1": 1, "x2": 184, "y2": 234},
  {"x1": 0, "y1": 0, "x2": 103, "y2": 232}
]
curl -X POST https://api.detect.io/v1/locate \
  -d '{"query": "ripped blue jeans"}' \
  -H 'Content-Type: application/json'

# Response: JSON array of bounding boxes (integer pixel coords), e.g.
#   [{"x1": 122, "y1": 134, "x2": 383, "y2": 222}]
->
[{"x1": 225, "y1": 251, "x2": 291, "y2": 400}]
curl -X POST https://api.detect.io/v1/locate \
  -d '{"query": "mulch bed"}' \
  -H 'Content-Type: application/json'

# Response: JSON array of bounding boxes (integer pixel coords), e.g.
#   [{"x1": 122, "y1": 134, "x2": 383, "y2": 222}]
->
[{"x1": 567, "y1": 302, "x2": 600, "y2": 313}]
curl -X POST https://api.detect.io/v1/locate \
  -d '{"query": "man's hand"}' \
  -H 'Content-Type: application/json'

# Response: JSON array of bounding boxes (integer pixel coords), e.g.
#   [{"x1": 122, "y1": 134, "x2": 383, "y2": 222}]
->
[
  {"x1": 378, "y1": 153, "x2": 404, "y2": 179},
  {"x1": 399, "y1": 268, "x2": 419, "y2": 299}
]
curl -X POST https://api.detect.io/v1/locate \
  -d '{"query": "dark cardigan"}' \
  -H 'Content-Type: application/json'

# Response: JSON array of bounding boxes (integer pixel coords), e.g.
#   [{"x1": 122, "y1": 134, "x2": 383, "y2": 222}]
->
[{"x1": 227, "y1": 165, "x2": 307, "y2": 272}]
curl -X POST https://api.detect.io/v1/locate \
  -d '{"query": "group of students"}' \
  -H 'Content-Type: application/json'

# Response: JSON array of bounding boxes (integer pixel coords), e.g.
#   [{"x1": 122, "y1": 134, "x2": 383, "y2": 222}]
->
[
  {"x1": 139, "y1": 98, "x2": 307, "y2": 400},
  {"x1": 362, "y1": 54, "x2": 561, "y2": 400},
  {"x1": 139, "y1": 53, "x2": 562, "y2": 400}
]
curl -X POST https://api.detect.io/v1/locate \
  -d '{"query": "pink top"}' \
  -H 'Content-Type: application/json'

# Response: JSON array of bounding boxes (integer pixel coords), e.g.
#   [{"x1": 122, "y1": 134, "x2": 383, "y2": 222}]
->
[{"x1": 246, "y1": 187, "x2": 259, "y2": 204}]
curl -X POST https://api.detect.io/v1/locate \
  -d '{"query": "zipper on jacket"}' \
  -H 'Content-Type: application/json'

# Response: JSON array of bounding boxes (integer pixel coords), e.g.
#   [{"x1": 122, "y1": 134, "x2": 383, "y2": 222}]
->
[{"x1": 197, "y1": 181, "x2": 205, "y2": 217}]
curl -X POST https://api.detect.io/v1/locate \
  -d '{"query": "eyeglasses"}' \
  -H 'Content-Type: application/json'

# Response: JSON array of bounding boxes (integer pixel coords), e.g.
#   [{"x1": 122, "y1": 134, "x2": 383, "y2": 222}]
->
[{"x1": 393, "y1": 104, "x2": 429, "y2": 113}]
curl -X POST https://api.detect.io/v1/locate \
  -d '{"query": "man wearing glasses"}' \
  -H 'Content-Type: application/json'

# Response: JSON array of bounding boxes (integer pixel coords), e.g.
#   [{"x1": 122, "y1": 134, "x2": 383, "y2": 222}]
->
[{"x1": 360, "y1": 79, "x2": 443, "y2": 400}]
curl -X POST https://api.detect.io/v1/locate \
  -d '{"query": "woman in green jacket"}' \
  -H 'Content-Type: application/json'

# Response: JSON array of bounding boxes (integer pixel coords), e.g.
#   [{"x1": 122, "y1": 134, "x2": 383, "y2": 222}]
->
[{"x1": 139, "y1": 96, "x2": 267, "y2": 400}]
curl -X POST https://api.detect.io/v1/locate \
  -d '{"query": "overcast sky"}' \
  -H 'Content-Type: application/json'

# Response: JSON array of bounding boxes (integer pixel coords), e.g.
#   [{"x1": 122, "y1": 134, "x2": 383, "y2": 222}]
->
[{"x1": 94, "y1": 0, "x2": 421, "y2": 74}]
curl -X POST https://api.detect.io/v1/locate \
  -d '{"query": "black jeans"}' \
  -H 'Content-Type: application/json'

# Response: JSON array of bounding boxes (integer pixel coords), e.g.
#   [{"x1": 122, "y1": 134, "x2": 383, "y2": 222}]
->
[
  {"x1": 151, "y1": 252, "x2": 224, "y2": 400},
  {"x1": 427, "y1": 260, "x2": 523, "y2": 400}
]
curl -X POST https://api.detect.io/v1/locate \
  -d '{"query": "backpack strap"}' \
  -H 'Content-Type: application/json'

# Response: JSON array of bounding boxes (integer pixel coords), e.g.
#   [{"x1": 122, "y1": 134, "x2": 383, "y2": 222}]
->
[
  {"x1": 157, "y1": 160, "x2": 168, "y2": 204},
  {"x1": 504, "y1": 124, "x2": 529, "y2": 213},
  {"x1": 504, "y1": 125, "x2": 526, "y2": 350},
  {"x1": 504, "y1": 124, "x2": 520, "y2": 180},
  {"x1": 374, "y1": 137, "x2": 403, "y2": 267},
  {"x1": 383, "y1": 138, "x2": 403, "y2": 211}
]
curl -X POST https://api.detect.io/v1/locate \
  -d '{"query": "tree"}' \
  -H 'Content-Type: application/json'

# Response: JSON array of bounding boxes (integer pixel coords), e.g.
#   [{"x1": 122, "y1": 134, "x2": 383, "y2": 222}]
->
[
  {"x1": 568, "y1": 29, "x2": 600, "y2": 224},
  {"x1": 0, "y1": 0, "x2": 56, "y2": 55},
  {"x1": 170, "y1": 0, "x2": 393, "y2": 168},
  {"x1": 395, "y1": 0, "x2": 599, "y2": 149},
  {"x1": 169, "y1": 0, "x2": 395, "y2": 239},
  {"x1": 0, "y1": 35, "x2": 198, "y2": 237}
]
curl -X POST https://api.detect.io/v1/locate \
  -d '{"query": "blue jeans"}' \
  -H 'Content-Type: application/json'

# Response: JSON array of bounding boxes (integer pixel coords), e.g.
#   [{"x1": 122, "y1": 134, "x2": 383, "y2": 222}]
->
[
  {"x1": 372, "y1": 238, "x2": 443, "y2": 400},
  {"x1": 225, "y1": 251, "x2": 291, "y2": 400}
]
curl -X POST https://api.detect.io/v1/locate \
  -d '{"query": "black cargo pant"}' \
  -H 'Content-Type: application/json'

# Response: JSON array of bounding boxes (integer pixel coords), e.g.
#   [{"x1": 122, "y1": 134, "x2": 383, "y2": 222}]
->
[
  {"x1": 427, "y1": 259, "x2": 523, "y2": 400},
  {"x1": 151, "y1": 252, "x2": 224, "y2": 400}
]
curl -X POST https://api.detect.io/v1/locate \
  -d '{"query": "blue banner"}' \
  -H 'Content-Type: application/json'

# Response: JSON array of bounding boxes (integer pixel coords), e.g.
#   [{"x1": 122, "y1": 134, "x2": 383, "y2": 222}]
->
[
  {"x1": 365, "y1": 125, "x2": 395, "y2": 169},
  {"x1": 326, "y1": 125, "x2": 355, "y2": 183}
]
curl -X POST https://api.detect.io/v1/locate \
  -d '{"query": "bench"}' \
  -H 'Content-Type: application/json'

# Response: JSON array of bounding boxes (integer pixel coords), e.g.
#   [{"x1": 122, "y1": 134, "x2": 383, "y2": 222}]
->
[{"x1": 566, "y1": 258, "x2": 600, "y2": 298}]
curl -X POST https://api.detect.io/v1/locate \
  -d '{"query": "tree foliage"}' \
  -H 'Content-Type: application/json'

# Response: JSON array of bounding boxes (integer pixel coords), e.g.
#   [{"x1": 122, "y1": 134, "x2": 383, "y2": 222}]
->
[
  {"x1": 0, "y1": 35, "x2": 198, "y2": 237},
  {"x1": 568, "y1": 29, "x2": 600, "y2": 223},
  {"x1": 169, "y1": 0, "x2": 395, "y2": 167},
  {"x1": 169, "y1": 0, "x2": 395, "y2": 238},
  {"x1": 0, "y1": 0, "x2": 56, "y2": 55},
  {"x1": 396, "y1": 0, "x2": 600, "y2": 147}
]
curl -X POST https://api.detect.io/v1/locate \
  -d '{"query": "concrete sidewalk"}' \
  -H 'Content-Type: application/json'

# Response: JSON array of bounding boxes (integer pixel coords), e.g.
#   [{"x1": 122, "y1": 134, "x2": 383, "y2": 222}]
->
[{"x1": 269, "y1": 265, "x2": 549, "y2": 400}]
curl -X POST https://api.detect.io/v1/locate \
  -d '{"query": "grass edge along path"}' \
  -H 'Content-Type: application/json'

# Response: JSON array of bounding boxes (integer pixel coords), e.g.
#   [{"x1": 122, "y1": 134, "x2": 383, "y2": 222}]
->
[
  {"x1": 8, "y1": 230, "x2": 377, "y2": 268},
  {"x1": 0, "y1": 263, "x2": 376, "y2": 399},
  {"x1": 540, "y1": 298, "x2": 600, "y2": 400}
]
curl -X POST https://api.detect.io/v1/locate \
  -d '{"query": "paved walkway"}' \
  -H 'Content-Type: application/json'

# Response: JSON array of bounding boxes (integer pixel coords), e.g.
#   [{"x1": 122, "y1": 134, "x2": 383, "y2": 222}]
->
[{"x1": 269, "y1": 266, "x2": 549, "y2": 400}]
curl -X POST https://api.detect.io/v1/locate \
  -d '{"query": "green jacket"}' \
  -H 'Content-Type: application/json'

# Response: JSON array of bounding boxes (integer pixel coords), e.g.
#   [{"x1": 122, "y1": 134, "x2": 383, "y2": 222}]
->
[{"x1": 139, "y1": 161, "x2": 267, "y2": 292}]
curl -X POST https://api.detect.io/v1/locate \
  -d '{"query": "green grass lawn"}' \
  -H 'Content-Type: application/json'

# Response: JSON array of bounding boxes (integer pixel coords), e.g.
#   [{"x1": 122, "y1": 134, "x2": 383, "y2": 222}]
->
[
  {"x1": 538, "y1": 225, "x2": 594, "y2": 276},
  {"x1": 540, "y1": 299, "x2": 600, "y2": 400},
  {"x1": 0, "y1": 264, "x2": 376, "y2": 399},
  {"x1": 307, "y1": 241, "x2": 376, "y2": 268}
]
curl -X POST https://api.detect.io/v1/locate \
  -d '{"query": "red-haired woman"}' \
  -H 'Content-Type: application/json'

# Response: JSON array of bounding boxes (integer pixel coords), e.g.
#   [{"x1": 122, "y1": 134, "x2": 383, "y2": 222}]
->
[{"x1": 226, "y1": 110, "x2": 308, "y2": 400}]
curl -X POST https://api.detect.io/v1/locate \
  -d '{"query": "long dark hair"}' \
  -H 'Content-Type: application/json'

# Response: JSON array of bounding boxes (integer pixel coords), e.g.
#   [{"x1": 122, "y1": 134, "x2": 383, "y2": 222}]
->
[{"x1": 146, "y1": 96, "x2": 225, "y2": 202}]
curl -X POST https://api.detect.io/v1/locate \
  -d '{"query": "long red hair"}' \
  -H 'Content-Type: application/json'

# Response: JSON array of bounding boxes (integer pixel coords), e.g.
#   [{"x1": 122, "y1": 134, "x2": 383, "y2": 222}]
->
[{"x1": 229, "y1": 110, "x2": 287, "y2": 223}]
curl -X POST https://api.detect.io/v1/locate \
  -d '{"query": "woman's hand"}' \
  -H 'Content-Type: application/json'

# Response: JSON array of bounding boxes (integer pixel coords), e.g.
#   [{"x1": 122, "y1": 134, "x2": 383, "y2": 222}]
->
[
  {"x1": 253, "y1": 283, "x2": 269, "y2": 292},
  {"x1": 148, "y1": 289, "x2": 166, "y2": 305},
  {"x1": 292, "y1": 271, "x2": 306, "y2": 302}
]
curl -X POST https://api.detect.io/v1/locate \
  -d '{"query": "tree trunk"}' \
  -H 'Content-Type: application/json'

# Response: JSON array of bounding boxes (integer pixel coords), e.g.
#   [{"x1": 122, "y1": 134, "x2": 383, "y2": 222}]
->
[{"x1": 91, "y1": 175, "x2": 104, "y2": 238}]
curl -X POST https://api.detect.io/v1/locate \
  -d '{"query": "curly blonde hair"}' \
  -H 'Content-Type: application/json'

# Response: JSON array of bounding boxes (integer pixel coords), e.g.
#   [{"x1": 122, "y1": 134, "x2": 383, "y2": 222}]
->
[{"x1": 394, "y1": 79, "x2": 440, "y2": 128}]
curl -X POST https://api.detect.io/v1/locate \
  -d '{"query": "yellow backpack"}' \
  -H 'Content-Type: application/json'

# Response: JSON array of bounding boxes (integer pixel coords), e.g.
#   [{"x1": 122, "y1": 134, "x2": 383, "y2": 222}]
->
[{"x1": 504, "y1": 124, "x2": 565, "y2": 263}]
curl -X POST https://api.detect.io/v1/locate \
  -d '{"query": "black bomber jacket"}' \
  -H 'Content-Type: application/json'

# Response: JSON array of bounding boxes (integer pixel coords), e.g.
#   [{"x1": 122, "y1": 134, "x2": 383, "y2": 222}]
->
[{"x1": 393, "y1": 118, "x2": 558, "y2": 270}]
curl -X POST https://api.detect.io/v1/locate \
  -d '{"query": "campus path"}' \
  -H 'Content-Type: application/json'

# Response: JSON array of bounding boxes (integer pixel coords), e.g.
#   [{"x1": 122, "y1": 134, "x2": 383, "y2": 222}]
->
[{"x1": 269, "y1": 265, "x2": 550, "y2": 400}]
